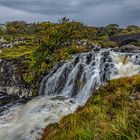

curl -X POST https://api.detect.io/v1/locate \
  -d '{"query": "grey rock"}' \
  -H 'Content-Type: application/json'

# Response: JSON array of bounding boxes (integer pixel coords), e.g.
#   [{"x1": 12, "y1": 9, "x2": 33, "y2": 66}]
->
[
  {"x1": 130, "y1": 87, "x2": 140, "y2": 100},
  {"x1": 0, "y1": 59, "x2": 32, "y2": 97},
  {"x1": 75, "y1": 39, "x2": 101, "y2": 51},
  {"x1": 112, "y1": 44, "x2": 140, "y2": 53}
]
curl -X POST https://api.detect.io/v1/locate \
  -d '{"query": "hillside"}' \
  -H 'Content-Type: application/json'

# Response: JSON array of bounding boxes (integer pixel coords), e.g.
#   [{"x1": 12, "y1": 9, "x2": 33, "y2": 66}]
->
[
  {"x1": 0, "y1": 19, "x2": 140, "y2": 140},
  {"x1": 42, "y1": 75, "x2": 140, "y2": 140}
]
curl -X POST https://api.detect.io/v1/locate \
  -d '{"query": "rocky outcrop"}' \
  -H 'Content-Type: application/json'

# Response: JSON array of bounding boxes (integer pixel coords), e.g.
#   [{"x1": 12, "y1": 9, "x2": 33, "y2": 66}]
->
[
  {"x1": 75, "y1": 39, "x2": 101, "y2": 50},
  {"x1": 110, "y1": 33, "x2": 140, "y2": 45},
  {"x1": 0, "y1": 40, "x2": 25, "y2": 50},
  {"x1": 112, "y1": 44, "x2": 140, "y2": 53},
  {"x1": 0, "y1": 59, "x2": 32, "y2": 97},
  {"x1": 0, "y1": 37, "x2": 25, "y2": 54}
]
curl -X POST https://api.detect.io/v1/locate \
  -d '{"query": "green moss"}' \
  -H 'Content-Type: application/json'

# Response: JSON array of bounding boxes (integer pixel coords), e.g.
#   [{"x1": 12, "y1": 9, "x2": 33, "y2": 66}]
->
[
  {"x1": 42, "y1": 75, "x2": 140, "y2": 140},
  {"x1": 0, "y1": 45, "x2": 38, "y2": 59}
]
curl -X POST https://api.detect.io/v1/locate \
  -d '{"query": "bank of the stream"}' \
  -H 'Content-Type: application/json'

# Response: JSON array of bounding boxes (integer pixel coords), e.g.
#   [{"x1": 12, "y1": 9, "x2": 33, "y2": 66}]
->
[{"x1": 42, "y1": 75, "x2": 140, "y2": 140}]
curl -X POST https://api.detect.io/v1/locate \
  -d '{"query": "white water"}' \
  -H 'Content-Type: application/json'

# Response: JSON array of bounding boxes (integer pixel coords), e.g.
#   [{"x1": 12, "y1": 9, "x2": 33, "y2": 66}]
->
[{"x1": 0, "y1": 49, "x2": 140, "y2": 140}]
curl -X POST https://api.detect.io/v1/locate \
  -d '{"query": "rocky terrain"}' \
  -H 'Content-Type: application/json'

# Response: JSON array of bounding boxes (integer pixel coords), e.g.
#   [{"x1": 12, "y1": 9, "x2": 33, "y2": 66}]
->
[
  {"x1": 0, "y1": 38, "x2": 140, "y2": 98},
  {"x1": 0, "y1": 59, "x2": 31, "y2": 96},
  {"x1": 0, "y1": 38, "x2": 32, "y2": 97},
  {"x1": 0, "y1": 21, "x2": 140, "y2": 140}
]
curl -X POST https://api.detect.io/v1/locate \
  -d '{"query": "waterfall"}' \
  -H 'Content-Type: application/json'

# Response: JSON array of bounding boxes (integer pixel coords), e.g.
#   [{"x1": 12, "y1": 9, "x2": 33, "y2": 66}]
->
[{"x1": 0, "y1": 49, "x2": 140, "y2": 140}]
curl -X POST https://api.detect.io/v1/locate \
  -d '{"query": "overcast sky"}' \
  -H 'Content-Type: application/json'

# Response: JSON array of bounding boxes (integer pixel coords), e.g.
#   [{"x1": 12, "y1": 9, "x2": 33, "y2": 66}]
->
[{"x1": 0, "y1": 0, "x2": 140, "y2": 26}]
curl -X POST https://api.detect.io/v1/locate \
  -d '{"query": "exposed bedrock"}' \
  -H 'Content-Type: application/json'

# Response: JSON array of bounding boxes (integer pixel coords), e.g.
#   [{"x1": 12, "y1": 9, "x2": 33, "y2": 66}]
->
[{"x1": 0, "y1": 59, "x2": 32, "y2": 97}]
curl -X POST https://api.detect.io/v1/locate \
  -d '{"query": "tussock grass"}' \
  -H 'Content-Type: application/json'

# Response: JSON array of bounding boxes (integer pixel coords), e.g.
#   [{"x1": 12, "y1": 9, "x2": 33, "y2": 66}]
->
[{"x1": 42, "y1": 75, "x2": 140, "y2": 140}]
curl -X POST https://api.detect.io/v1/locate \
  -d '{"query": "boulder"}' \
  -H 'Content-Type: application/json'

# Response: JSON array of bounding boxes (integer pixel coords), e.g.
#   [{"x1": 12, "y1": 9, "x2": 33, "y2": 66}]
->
[{"x1": 0, "y1": 59, "x2": 32, "y2": 97}]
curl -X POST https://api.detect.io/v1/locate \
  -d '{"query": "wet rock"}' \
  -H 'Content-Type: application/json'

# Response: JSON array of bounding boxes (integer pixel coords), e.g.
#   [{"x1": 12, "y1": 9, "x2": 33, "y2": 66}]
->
[
  {"x1": 73, "y1": 56, "x2": 79, "y2": 65},
  {"x1": 71, "y1": 63, "x2": 84, "y2": 97},
  {"x1": 101, "y1": 50, "x2": 110, "y2": 57},
  {"x1": 86, "y1": 53, "x2": 93, "y2": 64},
  {"x1": 0, "y1": 91, "x2": 32, "y2": 114}
]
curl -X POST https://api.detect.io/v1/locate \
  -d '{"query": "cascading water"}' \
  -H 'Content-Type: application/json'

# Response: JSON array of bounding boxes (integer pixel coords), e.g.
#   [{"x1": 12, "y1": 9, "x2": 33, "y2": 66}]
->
[{"x1": 0, "y1": 49, "x2": 140, "y2": 140}]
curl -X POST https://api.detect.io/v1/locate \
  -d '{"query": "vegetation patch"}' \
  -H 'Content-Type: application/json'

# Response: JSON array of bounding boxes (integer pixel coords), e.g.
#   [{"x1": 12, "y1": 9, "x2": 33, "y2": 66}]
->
[
  {"x1": 42, "y1": 75, "x2": 140, "y2": 140},
  {"x1": 0, "y1": 45, "x2": 37, "y2": 59}
]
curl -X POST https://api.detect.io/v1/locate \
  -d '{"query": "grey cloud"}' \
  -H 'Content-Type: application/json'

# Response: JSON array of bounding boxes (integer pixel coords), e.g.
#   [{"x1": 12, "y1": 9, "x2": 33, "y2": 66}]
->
[
  {"x1": 0, "y1": 0, "x2": 125, "y2": 15},
  {"x1": 0, "y1": 0, "x2": 78, "y2": 15},
  {"x1": 0, "y1": 0, "x2": 140, "y2": 26}
]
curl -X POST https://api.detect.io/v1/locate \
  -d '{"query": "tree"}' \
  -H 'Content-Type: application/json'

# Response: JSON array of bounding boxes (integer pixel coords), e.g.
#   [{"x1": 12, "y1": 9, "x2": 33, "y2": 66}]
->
[
  {"x1": 104, "y1": 24, "x2": 120, "y2": 36},
  {"x1": 59, "y1": 17, "x2": 70, "y2": 24},
  {"x1": 4, "y1": 21, "x2": 38, "y2": 35},
  {"x1": 127, "y1": 25, "x2": 140, "y2": 32}
]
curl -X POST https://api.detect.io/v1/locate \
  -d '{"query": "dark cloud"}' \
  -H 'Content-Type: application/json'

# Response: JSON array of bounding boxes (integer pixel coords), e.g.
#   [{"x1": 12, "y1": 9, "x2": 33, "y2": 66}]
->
[
  {"x1": 0, "y1": 0, "x2": 140, "y2": 26},
  {"x1": 0, "y1": 0, "x2": 78, "y2": 15},
  {"x1": 0, "y1": 0, "x2": 123, "y2": 15}
]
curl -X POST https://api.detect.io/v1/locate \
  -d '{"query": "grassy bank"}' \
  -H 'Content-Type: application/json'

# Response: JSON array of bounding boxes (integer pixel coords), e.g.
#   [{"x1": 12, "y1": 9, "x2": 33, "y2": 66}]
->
[
  {"x1": 42, "y1": 75, "x2": 140, "y2": 140},
  {"x1": 0, "y1": 45, "x2": 37, "y2": 59}
]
